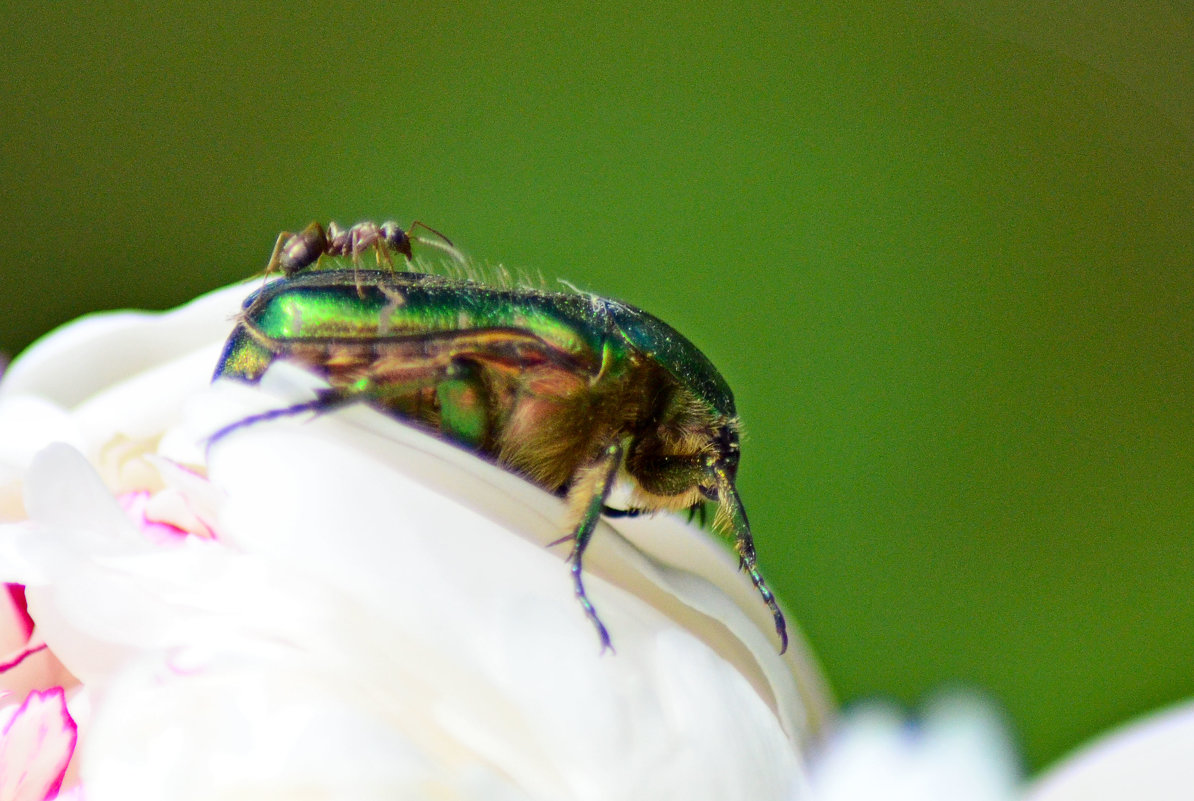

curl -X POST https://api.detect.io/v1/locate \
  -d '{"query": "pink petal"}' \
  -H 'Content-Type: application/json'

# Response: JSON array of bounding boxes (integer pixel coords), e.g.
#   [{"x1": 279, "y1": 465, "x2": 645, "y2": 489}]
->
[
  {"x1": 0, "y1": 645, "x2": 48, "y2": 676},
  {"x1": 116, "y1": 491, "x2": 191, "y2": 543},
  {"x1": 0, "y1": 638, "x2": 75, "y2": 709},
  {"x1": 2, "y1": 588, "x2": 32, "y2": 642},
  {"x1": 0, "y1": 687, "x2": 78, "y2": 801},
  {"x1": 0, "y1": 588, "x2": 72, "y2": 704},
  {"x1": 1, "y1": 592, "x2": 75, "y2": 706}
]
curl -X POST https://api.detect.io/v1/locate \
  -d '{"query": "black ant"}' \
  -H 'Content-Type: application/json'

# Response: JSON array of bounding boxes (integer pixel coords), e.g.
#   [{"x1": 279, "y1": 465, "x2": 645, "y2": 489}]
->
[{"x1": 264, "y1": 219, "x2": 457, "y2": 278}]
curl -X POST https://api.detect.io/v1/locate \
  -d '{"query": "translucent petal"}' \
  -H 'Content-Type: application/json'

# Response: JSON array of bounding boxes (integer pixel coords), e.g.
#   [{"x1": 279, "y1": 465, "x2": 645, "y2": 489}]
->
[
  {"x1": 0, "y1": 688, "x2": 77, "y2": 801},
  {"x1": 1026, "y1": 699, "x2": 1194, "y2": 801}
]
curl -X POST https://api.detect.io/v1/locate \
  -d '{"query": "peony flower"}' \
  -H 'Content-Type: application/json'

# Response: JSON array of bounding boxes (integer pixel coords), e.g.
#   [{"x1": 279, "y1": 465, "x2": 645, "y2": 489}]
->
[
  {"x1": 0, "y1": 282, "x2": 832, "y2": 800},
  {"x1": 1024, "y1": 699, "x2": 1194, "y2": 801},
  {"x1": 807, "y1": 693, "x2": 1021, "y2": 801},
  {"x1": 806, "y1": 693, "x2": 1194, "y2": 801}
]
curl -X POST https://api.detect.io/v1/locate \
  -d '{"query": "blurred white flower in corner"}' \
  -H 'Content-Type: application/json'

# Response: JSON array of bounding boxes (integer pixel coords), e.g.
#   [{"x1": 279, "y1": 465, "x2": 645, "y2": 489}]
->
[
  {"x1": 802, "y1": 677, "x2": 1194, "y2": 801},
  {"x1": 0, "y1": 283, "x2": 831, "y2": 800},
  {"x1": 1024, "y1": 699, "x2": 1194, "y2": 801},
  {"x1": 808, "y1": 693, "x2": 1021, "y2": 801}
]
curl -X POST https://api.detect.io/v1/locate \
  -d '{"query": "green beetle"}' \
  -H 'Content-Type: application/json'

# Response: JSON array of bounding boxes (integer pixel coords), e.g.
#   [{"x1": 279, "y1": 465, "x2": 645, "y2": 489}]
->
[{"x1": 214, "y1": 260, "x2": 787, "y2": 653}]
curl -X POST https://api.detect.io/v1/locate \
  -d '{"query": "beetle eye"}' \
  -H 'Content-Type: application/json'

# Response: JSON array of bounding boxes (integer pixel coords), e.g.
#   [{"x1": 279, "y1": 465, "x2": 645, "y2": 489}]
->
[{"x1": 716, "y1": 427, "x2": 740, "y2": 477}]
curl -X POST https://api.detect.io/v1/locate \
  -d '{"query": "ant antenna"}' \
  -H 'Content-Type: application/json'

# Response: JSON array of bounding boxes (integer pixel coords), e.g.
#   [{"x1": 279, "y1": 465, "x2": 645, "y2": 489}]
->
[{"x1": 408, "y1": 220, "x2": 467, "y2": 267}]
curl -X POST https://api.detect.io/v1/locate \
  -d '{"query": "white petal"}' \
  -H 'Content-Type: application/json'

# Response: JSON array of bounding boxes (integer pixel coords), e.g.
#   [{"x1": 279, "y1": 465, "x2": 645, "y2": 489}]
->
[
  {"x1": 12, "y1": 445, "x2": 224, "y2": 683},
  {"x1": 0, "y1": 396, "x2": 84, "y2": 521},
  {"x1": 0, "y1": 687, "x2": 77, "y2": 801},
  {"x1": 810, "y1": 694, "x2": 1019, "y2": 801},
  {"x1": 0, "y1": 282, "x2": 251, "y2": 408},
  {"x1": 1026, "y1": 699, "x2": 1194, "y2": 801},
  {"x1": 82, "y1": 659, "x2": 536, "y2": 801},
  {"x1": 205, "y1": 370, "x2": 823, "y2": 742},
  {"x1": 191, "y1": 387, "x2": 809, "y2": 799}
]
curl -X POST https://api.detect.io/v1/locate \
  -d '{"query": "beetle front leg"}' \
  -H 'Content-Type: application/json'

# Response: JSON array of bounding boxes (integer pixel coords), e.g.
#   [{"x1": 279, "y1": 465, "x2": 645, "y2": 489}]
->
[
  {"x1": 564, "y1": 441, "x2": 624, "y2": 652},
  {"x1": 712, "y1": 463, "x2": 789, "y2": 654}
]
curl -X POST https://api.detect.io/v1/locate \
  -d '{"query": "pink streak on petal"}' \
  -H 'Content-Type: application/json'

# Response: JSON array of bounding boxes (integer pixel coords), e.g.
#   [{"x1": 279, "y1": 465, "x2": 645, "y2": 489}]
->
[
  {"x1": 0, "y1": 645, "x2": 47, "y2": 675},
  {"x1": 0, "y1": 638, "x2": 75, "y2": 706},
  {"x1": 0, "y1": 687, "x2": 78, "y2": 801},
  {"x1": 3, "y1": 588, "x2": 33, "y2": 642},
  {"x1": 116, "y1": 491, "x2": 190, "y2": 543}
]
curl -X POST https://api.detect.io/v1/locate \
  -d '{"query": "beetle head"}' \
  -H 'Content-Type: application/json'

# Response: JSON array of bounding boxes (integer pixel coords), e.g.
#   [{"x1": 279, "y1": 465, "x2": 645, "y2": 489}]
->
[{"x1": 625, "y1": 388, "x2": 742, "y2": 513}]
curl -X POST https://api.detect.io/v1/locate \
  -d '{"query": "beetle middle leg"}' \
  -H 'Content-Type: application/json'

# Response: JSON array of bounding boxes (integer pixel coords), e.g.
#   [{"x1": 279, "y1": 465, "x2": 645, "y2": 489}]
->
[{"x1": 205, "y1": 387, "x2": 359, "y2": 448}]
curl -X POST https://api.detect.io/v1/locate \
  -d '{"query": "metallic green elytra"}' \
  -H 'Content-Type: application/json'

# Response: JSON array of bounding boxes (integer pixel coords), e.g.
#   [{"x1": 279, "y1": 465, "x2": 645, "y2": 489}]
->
[{"x1": 213, "y1": 261, "x2": 788, "y2": 653}]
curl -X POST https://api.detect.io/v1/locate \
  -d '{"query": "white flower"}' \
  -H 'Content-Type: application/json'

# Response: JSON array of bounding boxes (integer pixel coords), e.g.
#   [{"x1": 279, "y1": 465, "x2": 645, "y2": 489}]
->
[
  {"x1": 1025, "y1": 699, "x2": 1194, "y2": 801},
  {"x1": 0, "y1": 688, "x2": 76, "y2": 801},
  {"x1": 806, "y1": 692, "x2": 1194, "y2": 801},
  {"x1": 808, "y1": 693, "x2": 1021, "y2": 801},
  {"x1": 0, "y1": 282, "x2": 831, "y2": 800}
]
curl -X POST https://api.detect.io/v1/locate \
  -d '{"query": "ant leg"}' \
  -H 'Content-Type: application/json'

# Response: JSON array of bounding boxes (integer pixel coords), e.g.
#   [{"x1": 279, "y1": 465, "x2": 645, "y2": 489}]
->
[
  {"x1": 264, "y1": 231, "x2": 289, "y2": 274},
  {"x1": 347, "y1": 227, "x2": 370, "y2": 297},
  {"x1": 377, "y1": 243, "x2": 395, "y2": 269},
  {"x1": 261, "y1": 230, "x2": 294, "y2": 286},
  {"x1": 263, "y1": 222, "x2": 329, "y2": 287},
  {"x1": 378, "y1": 226, "x2": 396, "y2": 268}
]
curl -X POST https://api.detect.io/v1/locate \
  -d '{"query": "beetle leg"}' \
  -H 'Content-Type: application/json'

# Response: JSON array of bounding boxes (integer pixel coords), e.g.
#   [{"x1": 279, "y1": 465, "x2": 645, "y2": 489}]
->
[
  {"x1": 564, "y1": 440, "x2": 624, "y2": 652},
  {"x1": 205, "y1": 388, "x2": 356, "y2": 449},
  {"x1": 599, "y1": 505, "x2": 647, "y2": 519},
  {"x1": 711, "y1": 463, "x2": 789, "y2": 653},
  {"x1": 545, "y1": 504, "x2": 639, "y2": 549}
]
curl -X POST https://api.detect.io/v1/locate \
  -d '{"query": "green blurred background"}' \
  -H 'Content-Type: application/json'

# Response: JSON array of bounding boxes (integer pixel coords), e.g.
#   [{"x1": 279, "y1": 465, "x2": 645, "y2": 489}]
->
[{"x1": 1, "y1": 1, "x2": 1191, "y2": 772}]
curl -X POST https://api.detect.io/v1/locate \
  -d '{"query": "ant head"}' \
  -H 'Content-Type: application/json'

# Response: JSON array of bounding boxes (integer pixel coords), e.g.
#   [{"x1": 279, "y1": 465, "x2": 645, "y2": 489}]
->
[{"x1": 380, "y1": 222, "x2": 413, "y2": 260}]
